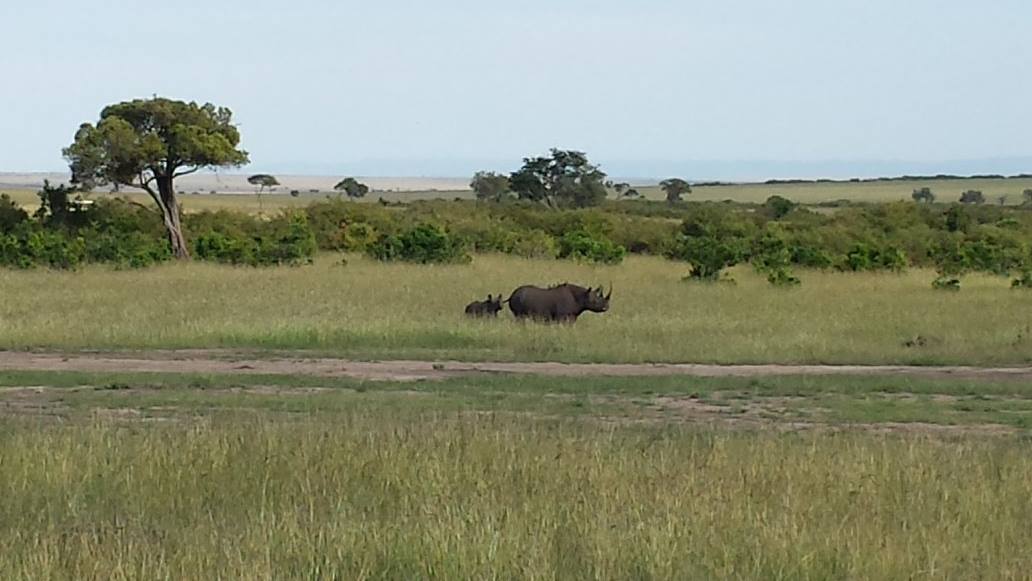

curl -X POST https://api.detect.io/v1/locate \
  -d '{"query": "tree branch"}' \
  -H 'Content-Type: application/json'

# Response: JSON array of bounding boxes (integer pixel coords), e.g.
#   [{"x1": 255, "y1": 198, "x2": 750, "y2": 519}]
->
[
  {"x1": 172, "y1": 166, "x2": 201, "y2": 179},
  {"x1": 131, "y1": 172, "x2": 165, "y2": 216}
]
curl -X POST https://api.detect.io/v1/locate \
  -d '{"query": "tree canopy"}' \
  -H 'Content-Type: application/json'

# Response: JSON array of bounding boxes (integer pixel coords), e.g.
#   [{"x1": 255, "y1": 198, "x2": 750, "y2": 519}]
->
[
  {"x1": 63, "y1": 97, "x2": 248, "y2": 259},
  {"x1": 334, "y1": 177, "x2": 369, "y2": 199},
  {"x1": 660, "y1": 178, "x2": 692, "y2": 204},
  {"x1": 248, "y1": 174, "x2": 280, "y2": 192},
  {"x1": 470, "y1": 171, "x2": 511, "y2": 202},
  {"x1": 509, "y1": 149, "x2": 608, "y2": 208}
]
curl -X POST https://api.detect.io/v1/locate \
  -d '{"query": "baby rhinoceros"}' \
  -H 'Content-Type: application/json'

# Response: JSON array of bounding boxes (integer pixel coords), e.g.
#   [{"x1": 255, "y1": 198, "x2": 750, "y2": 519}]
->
[{"x1": 464, "y1": 294, "x2": 503, "y2": 318}]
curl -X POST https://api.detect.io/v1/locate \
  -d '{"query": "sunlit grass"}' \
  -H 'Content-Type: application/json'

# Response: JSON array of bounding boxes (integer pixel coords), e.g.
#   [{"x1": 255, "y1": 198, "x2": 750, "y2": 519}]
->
[
  {"x1": 0, "y1": 414, "x2": 1028, "y2": 579},
  {"x1": 2, "y1": 254, "x2": 1032, "y2": 364}
]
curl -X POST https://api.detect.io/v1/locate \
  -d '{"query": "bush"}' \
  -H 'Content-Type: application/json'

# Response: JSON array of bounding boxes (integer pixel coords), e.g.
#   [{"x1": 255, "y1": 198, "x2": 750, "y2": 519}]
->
[
  {"x1": 932, "y1": 276, "x2": 961, "y2": 291},
  {"x1": 752, "y1": 228, "x2": 800, "y2": 286},
  {"x1": 255, "y1": 213, "x2": 318, "y2": 266},
  {"x1": 192, "y1": 212, "x2": 317, "y2": 266},
  {"x1": 557, "y1": 230, "x2": 626, "y2": 264},
  {"x1": 0, "y1": 194, "x2": 29, "y2": 232},
  {"x1": 509, "y1": 229, "x2": 559, "y2": 259},
  {"x1": 841, "y1": 243, "x2": 907, "y2": 272},
  {"x1": 666, "y1": 236, "x2": 744, "y2": 280},
  {"x1": 367, "y1": 223, "x2": 470, "y2": 264},
  {"x1": 665, "y1": 206, "x2": 755, "y2": 280},
  {"x1": 0, "y1": 225, "x2": 86, "y2": 269},
  {"x1": 763, "y1": 195, "x2": 797, "y2": 220},
  {"x1": 959, "y1": 190, "x2": 985, "y2": 205},
  {"x1": 85, "y1": 229, "x2": 170, "y2": 268},
  {"x1": 193, "y1": 231, "x2": 256, "y2": 265},
  {"x1": 1011, "y1": 271, "x2": 1032, "y2": 289}
]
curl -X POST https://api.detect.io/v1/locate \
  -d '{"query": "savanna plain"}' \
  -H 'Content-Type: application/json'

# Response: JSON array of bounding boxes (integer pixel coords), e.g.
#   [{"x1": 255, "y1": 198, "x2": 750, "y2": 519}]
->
[{"x1": 3, "y1": 184, "x2": 1032, "y2": 579}]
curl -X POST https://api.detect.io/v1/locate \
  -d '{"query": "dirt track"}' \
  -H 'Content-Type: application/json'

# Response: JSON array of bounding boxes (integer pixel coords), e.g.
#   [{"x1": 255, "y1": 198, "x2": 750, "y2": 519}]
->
[{"x1": 2, "y1": 351, "x2": 1032, "y2": 382}]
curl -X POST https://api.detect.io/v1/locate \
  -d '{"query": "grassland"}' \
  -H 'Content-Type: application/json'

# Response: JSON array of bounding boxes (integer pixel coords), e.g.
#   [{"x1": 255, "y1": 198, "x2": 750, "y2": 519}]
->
[
  {"x1": 6, "y1": 175, "x2": 1032, "y2": 214},
  {"x1": 0, "y1": 369, "x2": 1030, "y2": 579},
  {"x1": 2, "y1": 254, "x2": 1031, "y2": 365}
]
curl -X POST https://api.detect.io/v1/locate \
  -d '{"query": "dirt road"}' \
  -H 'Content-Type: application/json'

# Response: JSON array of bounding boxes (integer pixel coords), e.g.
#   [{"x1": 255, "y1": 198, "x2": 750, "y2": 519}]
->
[{"x1": 2, "y1": 351, "x2": 1031, "y2": 382}]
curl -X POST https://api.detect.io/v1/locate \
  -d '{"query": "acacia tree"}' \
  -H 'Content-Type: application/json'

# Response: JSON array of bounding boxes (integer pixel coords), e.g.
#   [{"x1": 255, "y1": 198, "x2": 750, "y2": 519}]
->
[
  {"x1": 509, "y1": 149, "x2": 608, "y2": 208},
  {"x1": 64, "y1": 97, "x2": 248, "y2": 259},
  {"x1": 248, "y1": 174, "x2": 279, "y2": 194},
  {"x1": 248, "y1": 174, "x2": 279, "y2": 214},
  {"x1": 660, "y1": 178, "x2": 692, "y2": 204},
  {"x1": 334, "y1": 177, "x2": 369, "y2": 199}
]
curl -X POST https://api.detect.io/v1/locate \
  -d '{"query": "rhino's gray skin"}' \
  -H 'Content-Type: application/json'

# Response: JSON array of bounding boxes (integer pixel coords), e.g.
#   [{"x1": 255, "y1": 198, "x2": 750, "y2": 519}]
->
[
  {"x1": 506, "y1": 283, "x2": 611, "y2": 323},
  {"x1": 464, "y1": 294, "x2": 503, "y2": 317}
]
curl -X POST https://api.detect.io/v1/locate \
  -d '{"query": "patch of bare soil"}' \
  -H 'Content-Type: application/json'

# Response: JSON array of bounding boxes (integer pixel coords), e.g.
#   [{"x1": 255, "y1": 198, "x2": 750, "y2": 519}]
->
[
  {"x1": 0, "y1": 384, "x2": 1020, "y2": 436},
  {"x1": 614, "y1": 393, "x2": 1020, "y2": 436},
  {"x1": 3, "y1": 351, "x2": 1032, "y2": 382}
]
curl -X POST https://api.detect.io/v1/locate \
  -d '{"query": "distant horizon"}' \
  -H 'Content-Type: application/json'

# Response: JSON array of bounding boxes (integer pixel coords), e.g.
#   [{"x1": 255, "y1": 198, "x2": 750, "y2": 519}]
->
[{"x1": 5, "y1": 155, "x2": 1032, "y2": 184}]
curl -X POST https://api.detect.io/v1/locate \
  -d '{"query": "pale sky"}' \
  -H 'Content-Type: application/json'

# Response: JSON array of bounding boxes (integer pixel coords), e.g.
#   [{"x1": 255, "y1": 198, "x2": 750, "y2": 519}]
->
[{"x1": 1, "y1": 0, "x2": 1029, "y2": 178}]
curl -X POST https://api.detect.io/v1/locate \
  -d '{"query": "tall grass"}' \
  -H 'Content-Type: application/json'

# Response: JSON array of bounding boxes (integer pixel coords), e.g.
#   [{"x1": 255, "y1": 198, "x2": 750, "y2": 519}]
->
[
  {"x1": 0, "y1": 414, "x2": 1028, "y2": 579},
  {"x1": 2, "y1": 255, "x2": 1031, "y2": 364}
]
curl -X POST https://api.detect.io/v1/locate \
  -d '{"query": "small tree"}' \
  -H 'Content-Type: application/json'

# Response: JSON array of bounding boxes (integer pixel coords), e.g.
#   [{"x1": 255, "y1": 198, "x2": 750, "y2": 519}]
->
[
  {"x1": 509, "y1": 149, "x2": 608, "y2": 208},
  {"x1": 469, "y1": 171, "x2": 510, "y2": 202},
  {"x1": 334, "y1": 177, "x2": 369, "y2": 199},
  {"x1": 621, "y1": 188, "x2": 641, "y2": 199},
  {"x1": 763, "y1": 195, "x2": 797, "y2": 219},
  {"x1": 64, "y1": 98, "x2": 248, "y2": 259},
  {"x1": 911, "y1": 187, "x2": 935, "y2": 203},
  {"x1": 659, "y1": 178, "x2": 691, "y2": 204},
  {"x1": 1023, "y1": 189, "x2": 1032, "y2": 205},
  {"x1": 959, "y1": 190, "x2": 985, "y2": 205},
  {"x1": 0, "y1": 193, "x2": 29, "y2": 232},
  {"x1": 611, "y1": 182, "x2": 630, "y2": 196},
  {"x1": 248, "y1": 174, "x2": 279, "y2": 194},
  {"x1": 998, "y1": 194, "x2": 1009, "y2": 206},
  {"x1": 248, "y1": 174, "x2": 279, "y2": 214}
]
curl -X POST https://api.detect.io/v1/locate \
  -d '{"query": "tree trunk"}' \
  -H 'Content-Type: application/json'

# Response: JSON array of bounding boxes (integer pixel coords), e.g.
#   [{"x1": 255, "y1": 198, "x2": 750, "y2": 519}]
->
[{"x1": 156, "y1": 176, "x2": 190, "y2": 260}]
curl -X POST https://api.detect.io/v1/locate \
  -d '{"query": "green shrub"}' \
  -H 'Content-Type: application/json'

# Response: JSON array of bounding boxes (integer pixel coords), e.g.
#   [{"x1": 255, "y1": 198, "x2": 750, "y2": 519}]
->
[
  {"x1": 932, "y1": 276, "x2": 962, "y2": 291},
  {"x1": 1011, "y1": 271, "x2": 1032, "y2": 289},
  {"x1": 0, "y1": 194, "x2": 29, "y2": 232},
  {"x1": 367, "y1": 223, "x2": 470, "y2": 264},
  {"x1": 303, "y1": 200, "x2": 399, "y2": 251},
  {"x1": 665, "y1": 206, "x2": 755, "y2": 280},
  {"x1": 841, "y1": 243, "x2": 907, "y2": 272},
  {"x1": 193, "y1": 231, "x2": 256, "y2": 265},
  {"x1": 788, "y1": 243, "x2": 834, "y2": 269},
  {"x1": 752, "y1": 228, "x2": 800, "y2": 286},
  {"x1": 0, "y1": 225, "x2": 86, "y2": 269},
  {"x1": 193, "y1": 212, "x2": 317, "y2": 267},
  {"x1": 763, "y1": 195, "x2": 797, "y2": 220},
  {"x1": 255, "y1": 213, "x2": 318, "y2": 266},
  {"x1": 509, "y1": 229, "x2": 559, "y2": 259},
  {"x1": 666, "y1": 236, "x2": 744, "y2": 280},
  {"x1": 85, "y1": 229, "x2": 170, "y2": 268},
  {"x1": 557, "y1": 230, "x2": 626, "y2": 264}
]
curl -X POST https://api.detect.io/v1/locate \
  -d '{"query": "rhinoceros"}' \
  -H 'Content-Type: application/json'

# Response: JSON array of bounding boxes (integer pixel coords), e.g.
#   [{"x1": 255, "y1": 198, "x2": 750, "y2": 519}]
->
[
  {"x1": 505, "y1": 283, "x2": 611, "y2": 323},
  {"x1": 464, "y1": 294, "x2": 503, "y2": 317}
]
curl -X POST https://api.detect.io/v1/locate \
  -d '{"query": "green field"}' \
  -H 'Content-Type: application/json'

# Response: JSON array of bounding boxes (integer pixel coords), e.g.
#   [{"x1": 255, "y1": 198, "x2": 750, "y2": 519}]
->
[
  {"x1": 0, "y1": 369, "x2": 1029, "y2": 579},
  {"x1": 5, "y1": 175, "x2": 1031, "y2": 214},
  {"x1": 2, "y1": 254, "x2": 1031, "y2": 365},
  {"x1": 6, "y1": 177, "x2": 1032, "y2": 579}
]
